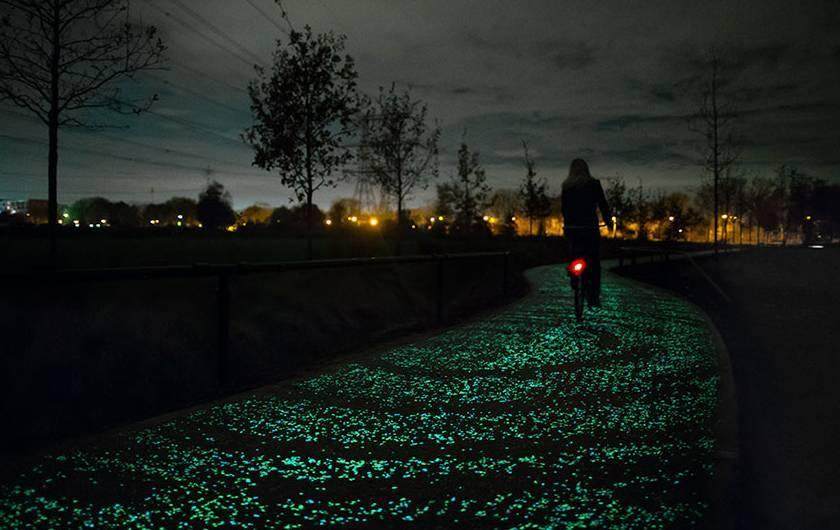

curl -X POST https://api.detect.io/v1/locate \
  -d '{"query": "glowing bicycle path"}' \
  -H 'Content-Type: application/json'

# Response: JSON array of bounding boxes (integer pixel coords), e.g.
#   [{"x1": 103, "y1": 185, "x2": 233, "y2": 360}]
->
[{"x1": 0, "y1": 265, "x2": 720, "y2": 529}]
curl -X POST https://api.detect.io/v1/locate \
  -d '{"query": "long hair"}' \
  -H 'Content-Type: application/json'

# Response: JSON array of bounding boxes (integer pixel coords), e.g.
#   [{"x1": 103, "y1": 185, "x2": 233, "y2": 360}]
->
[{"x1": 562, "y1": 159, "x2": 593, "y2": 191}]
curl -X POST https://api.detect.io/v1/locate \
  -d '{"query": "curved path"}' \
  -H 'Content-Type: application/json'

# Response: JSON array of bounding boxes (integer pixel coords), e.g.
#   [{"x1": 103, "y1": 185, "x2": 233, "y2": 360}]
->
[{"x1": 0, "y1": 265, "x2": 722, "y2": 529}]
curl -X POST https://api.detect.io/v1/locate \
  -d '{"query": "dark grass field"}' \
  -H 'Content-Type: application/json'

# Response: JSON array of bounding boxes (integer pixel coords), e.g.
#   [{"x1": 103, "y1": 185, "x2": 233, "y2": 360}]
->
[
  {"x1": 0, "y1": 231, "x2": 559, "y2": 271},
  {"x1": 617, "y1": 246, "x2": 840, "y2": 530},
  {"x1": 0, "y1": 255, "x2": 517, "y2": 453},
  {"x1": 0, "y1": 230, "x2": 711, "y2": 271},
  {"x1": 1, "y1": 232, "x2": 406, "y2": 270}
]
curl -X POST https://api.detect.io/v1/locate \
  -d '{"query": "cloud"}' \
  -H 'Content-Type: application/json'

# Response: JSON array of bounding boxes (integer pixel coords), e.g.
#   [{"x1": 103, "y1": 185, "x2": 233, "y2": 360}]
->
[
  {"x1": 595, "y1": 114, "x2": 688, "y2": 132},
  {"x1": 650, "y1": 85, "x2": 677, "y2": 102},
  {"x1": 549, "y1": 43, "x2": 596, "y2": 71},
  {"x1": 731, "y1": 83, "x2": 798, "y2": 103}
]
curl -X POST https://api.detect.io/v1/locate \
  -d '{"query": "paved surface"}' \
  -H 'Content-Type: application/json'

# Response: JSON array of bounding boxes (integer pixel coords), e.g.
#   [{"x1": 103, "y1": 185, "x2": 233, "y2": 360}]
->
[
  {"x1": 0, "y1": 265, "x2": 722, "y2": 529},
  {"x1": 619, "y1": 247, "x2": 840, "y2": 530}
]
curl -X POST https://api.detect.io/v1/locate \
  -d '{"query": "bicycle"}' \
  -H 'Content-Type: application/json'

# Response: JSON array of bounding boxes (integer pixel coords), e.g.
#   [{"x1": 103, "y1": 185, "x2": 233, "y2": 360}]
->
[{"x1": 566, "y1": 257, "x2": 589, "y2": 321}]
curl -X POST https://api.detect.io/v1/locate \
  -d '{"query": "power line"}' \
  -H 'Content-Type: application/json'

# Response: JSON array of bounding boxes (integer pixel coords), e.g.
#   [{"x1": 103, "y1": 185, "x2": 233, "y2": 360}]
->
[
  {"x1": 169, "y1": 59, "x2": 250, "y2": 96},
  {"x1": 169, "y1": 0, "x2": 266, "y2": 67},
  {"x1": 0, "y1": 185, "x2": 202, "y2": 197},
  {"x1": 95, "y1": 132, "x2": 251, "y2": 168},
  {"x1": 137, "y1": 107, "x2": 249, "y2": 148},
  {"x1": 243, "y1": 0, "x2": 290, "y2": 35},
  {"x1": 0, "y1": 170, "x2": 205, "y2": 194},
  {"x1": 145, "y1": 0, "x2": 259, "y2": 70},
  {"x1": 0, "y1": 133, "x2": 265, "y2": 177},
  {"x1": 1, "y1": 107, "x2": 254, "y2": 171},
  {"x1": 144, "y1": 71, "x2": 248, "y2": 115},
  {"x1": 83, "y1": 95, "x2": 253, "y2": 152},
  {"x1": 3, "y1": 88, "x2": 251, "y2": 156}
]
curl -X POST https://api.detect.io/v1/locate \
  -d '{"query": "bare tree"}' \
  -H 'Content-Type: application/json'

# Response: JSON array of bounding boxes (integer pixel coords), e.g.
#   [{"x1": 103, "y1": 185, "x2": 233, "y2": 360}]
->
[
  {"x1": 0, "y1": 0, "x2": 165, "y2": 264},
  {"x1": 630, "y1": 178, "x2": 649, "y2": 240},
  {"x1": 360, "y1": 83, "x2": 440, "y2": 253},
  {"x1": 603, "y1": 176, "x2": 632, "y2": 237},
  {"x1": 746, "y1": 174, "x2": 777, "y2": 244},
  {"x1": 774, "y1": 164, "x2": 820, "y2": 246},
  {"x1": 442, "y1": 137, "x2": 491, "y2": 234},
  {"x1": 244, "y1": 25, "x2": 360, "y2": 259},
  {"x1": 519, "y1": 141, "x2": 551, "y2": 236},
  {"x1": 487, "y1": 189, "x2": 521, "y2": 229},
  {"x1": 689, "y1": 50, "x2": 741, "y2": 251}
]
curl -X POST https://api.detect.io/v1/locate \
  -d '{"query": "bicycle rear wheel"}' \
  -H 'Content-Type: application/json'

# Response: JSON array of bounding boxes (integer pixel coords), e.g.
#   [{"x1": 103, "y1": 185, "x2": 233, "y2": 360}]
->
[{"x1": 574, "y1": 280, "x2": 584, "y2": 321}]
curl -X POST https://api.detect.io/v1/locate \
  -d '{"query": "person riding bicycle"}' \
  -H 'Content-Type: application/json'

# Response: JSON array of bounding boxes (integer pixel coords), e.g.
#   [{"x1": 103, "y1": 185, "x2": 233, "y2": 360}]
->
[{"x1": 560, "y1": 159, "x2": 611, "y2": 307}]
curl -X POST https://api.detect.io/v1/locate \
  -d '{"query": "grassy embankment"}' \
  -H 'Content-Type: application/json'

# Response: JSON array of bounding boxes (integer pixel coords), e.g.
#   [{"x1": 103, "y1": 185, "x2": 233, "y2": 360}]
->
[{"x1": 0, "y1": 232, "x2": 705, "y2": 450}]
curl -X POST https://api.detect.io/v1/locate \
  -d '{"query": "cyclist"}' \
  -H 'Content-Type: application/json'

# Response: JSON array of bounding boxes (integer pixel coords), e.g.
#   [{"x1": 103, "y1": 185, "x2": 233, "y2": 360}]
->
[{"x1": 560, "y1": 159, "x2": 611, "y2": 307}]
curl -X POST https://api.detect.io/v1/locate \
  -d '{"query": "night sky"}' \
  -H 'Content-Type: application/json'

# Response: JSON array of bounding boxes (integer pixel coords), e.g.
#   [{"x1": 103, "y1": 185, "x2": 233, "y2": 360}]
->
[{"x1": 1, "y1": 0, "x2": 839, "y2": 209}]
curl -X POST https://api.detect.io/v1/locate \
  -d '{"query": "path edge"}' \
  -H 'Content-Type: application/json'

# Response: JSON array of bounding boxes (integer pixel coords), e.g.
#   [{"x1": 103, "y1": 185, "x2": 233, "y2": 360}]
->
[{"x1": 607, "y1": 267, "x2": 739, "y2": 530}]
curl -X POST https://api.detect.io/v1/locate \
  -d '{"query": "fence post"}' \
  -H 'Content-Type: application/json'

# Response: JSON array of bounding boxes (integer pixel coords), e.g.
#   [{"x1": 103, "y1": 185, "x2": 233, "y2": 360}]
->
[{"x1": 217, "y1": 272, "x2": 231, "y2": 386}]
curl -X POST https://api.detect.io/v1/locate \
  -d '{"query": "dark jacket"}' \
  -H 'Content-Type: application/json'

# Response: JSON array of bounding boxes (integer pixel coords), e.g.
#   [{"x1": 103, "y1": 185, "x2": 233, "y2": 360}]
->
[{"x1": 561, "y1": 178, "x2": 611, "y2": 230}]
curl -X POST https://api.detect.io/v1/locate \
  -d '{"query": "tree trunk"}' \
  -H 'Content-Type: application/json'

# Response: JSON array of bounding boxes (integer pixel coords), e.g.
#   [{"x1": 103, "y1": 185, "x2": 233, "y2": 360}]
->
[
  {"x1": 48, "y1": 0, "x2": 61, "y2": 267},
  {"x1": 48, "y1": 109, "x2": 59, "y2": 267},
  {"x1": 395, "y1": 170, "x2": 403, "y2": 256},
  {"x1": 305, "y1": 156, "x2": 313, "y2": 261},
  {"x1": 712, "y1": 59, "x2": 720, "y2": 254},
  {"x1": 304, "y1": 110, "x2": 313, "y2": 260},
  {"x1": 306, "y1": 188, "x2": 313, "y2": 261}
]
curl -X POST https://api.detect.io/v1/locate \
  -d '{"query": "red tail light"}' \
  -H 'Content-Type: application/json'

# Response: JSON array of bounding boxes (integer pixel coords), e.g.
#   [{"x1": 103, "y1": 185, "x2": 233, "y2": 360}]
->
[{"x1": 567, "y1": 258, "x2": 587, "y2": 277}]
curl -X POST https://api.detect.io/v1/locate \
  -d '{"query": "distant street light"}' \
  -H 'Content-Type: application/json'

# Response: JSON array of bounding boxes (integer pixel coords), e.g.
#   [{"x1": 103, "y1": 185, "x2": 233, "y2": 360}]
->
[
  {"x1": 369, "y1": 217, "x2": 379, "y2": 227},
  {"x1": 668, "y1": 216, "x2": 675, "y2": 222}
]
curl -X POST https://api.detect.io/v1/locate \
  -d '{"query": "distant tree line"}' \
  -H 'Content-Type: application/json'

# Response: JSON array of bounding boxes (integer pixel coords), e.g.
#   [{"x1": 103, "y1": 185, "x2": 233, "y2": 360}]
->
[{"x1": 5, "y1": 162, "x2": 837, "y2": 246}]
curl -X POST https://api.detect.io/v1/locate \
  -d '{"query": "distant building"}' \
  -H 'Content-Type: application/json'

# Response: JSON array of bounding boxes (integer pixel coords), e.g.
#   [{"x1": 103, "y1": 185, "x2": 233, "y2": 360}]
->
[
  {"x1": 2, "y1": 199, "x2": 27, "y2": 214},
  {"x1": 1, "y1": 199, "x2": 49, "y2": 223}
]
